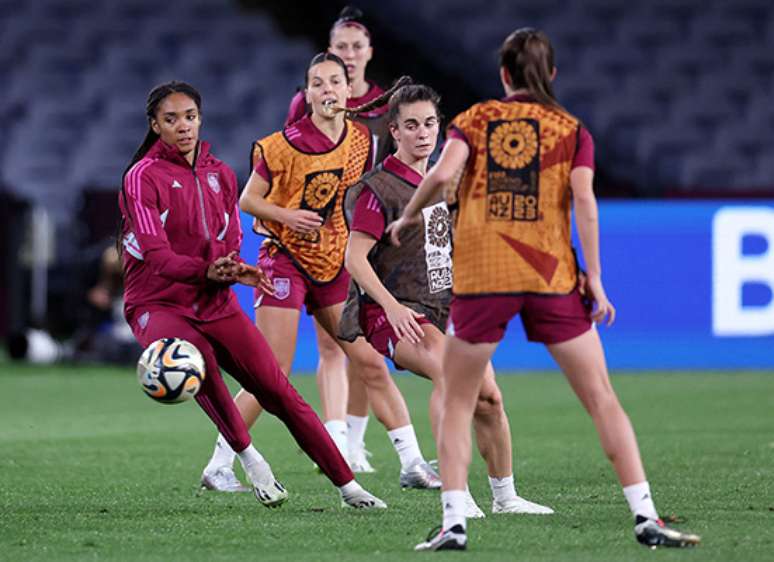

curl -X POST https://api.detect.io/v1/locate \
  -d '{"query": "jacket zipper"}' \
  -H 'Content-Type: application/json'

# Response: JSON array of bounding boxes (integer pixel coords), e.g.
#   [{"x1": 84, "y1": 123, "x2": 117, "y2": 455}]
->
[{"x1": 193, "y1": 171, "x2": 211, "y2": 240}]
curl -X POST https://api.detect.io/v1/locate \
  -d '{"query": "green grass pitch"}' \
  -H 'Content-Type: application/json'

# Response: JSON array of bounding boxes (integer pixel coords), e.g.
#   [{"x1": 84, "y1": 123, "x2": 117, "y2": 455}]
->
[{"x1": 1, "y1": 363, "x2": 772, "y2": 561}]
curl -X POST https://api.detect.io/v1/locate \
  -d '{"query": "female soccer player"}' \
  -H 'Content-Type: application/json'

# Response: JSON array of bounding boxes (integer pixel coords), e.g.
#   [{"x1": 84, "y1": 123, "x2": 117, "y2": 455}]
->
[
  {"x1": 285, "y1": 6, "x2": 392, "y2": 472},
  {"x1": 390, "y1": 30, "x2": 701, "y2": 550},
  {"x1": 201, "y1": 55, "x2": 440, "y2": 491},
  {"x1": 119, "y1": 80, "x2": 385, "y2": 510},
  {"x1": 341, "y1": 83, "x2": 554, "y2": 519}
]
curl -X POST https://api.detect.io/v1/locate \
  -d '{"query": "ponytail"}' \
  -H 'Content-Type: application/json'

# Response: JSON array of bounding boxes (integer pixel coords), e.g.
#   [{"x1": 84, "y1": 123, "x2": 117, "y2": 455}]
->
[
  {"x1": 499, "y1": 28, "x2": 565, "y2": 111},
  {"x1": 344, "y1": 75, "x2": 413, "y2": 117}
]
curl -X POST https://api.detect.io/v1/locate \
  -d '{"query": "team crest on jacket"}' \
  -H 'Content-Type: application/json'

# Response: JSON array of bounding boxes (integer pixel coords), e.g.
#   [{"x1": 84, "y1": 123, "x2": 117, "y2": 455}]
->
[
  {"x1": 207, "y1": 172, "x2": 221, "y2": 193},
  {"x1": 273, "y1": 277, "x2": 291, "y2": 300}
]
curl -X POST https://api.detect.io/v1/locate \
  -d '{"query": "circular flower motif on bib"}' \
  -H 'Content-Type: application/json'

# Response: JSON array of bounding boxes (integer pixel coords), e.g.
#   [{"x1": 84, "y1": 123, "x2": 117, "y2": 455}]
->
[
  {"x1": 304, "y1": 172, "x2": 339, "y2": 209},
  {"x1": 427, "y1": 205, "x2": 450, "y2": 248},
  {"x1": 488, "y1": 121, "x2": 538, "y2": 170}
]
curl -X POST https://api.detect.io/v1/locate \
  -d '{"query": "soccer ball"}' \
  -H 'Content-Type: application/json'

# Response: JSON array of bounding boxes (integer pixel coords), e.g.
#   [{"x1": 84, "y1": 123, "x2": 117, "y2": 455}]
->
[{"x1": 137, "y1": 338, "x2": 206, "y2": 404}]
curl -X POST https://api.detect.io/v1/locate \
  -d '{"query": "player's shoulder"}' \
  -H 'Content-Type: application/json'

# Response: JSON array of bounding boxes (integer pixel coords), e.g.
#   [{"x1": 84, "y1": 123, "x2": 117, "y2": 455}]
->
[
  {"x1": 125, "y1": 155, "x2": 165, "y2": 186},
  {"x1": 258, "y1": 128, "x2": 287, "y2": 147},
  {"x1": 452, "y1": 100, "x2": 494, "y2": 124},
  {"x1": 350, "y1": 119, "x2": 372, "y2": 139}
]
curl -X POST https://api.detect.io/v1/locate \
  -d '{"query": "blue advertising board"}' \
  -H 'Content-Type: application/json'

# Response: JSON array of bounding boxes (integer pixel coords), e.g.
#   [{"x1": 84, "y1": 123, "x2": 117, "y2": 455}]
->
[{"x1": 234, "y1": 202, "x2": 774, "y2": 371}]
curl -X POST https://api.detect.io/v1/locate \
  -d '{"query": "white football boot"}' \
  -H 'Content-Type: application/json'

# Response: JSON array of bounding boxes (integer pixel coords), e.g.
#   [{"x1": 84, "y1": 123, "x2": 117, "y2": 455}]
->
[
  {"x1": 464, "y1": 490, "x2": 486, "y2": 519},
  {"x1": 492, "y1": 495, "x2": 554, "y2": 514},
  {"x1": 244, "y1": 460, "x2": 288, "y2": 508},
  {"x1": 348, "y1": 446, "x2": 376, "y2": 473},
  {"x1": 200, "y1": 466, "x2": 250, "y2": 493},
  {"x1": 341, "y1": 486, "x2": 388, "y2": 509}
]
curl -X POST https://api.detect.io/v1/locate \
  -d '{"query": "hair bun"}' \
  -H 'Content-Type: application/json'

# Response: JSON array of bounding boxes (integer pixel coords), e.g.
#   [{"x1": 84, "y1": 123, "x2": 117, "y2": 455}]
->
[{"x1": 338, "y1": 5, "x2": 364, "y2": 22}]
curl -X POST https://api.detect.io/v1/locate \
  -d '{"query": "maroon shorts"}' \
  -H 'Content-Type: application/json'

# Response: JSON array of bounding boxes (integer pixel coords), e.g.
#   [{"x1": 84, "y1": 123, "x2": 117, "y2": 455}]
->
[
  {"x1": 450, "y1": 289, "x2": 592, "y2": 345},
  {"x1": 253, "y1": 247, "x2": 349, "y2": 313},
  {"x1": 360, "y1": 302, "x2": 432, "y2": 360}
]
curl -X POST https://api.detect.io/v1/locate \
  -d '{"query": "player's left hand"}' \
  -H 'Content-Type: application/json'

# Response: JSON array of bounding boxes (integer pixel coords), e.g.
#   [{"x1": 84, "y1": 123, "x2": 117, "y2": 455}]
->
[
  {"x1": 235, "y1": 263, "x2": 275, "y2": 295},
  {"x1": 209, "y1": 252, "x2": 241, "y2": 283},
  {"x1": 584, "y1": 274, "x2": 616, "y2": 326}
]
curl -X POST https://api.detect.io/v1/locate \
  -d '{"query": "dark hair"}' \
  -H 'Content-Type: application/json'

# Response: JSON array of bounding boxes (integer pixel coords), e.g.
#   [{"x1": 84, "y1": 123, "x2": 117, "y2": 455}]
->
[
  {"x1": 305, "y1": 51, "x2": 410, "y2": 117},
  {"x1": 305, "y1": 51, "x2": 351, "y2": 86},
  {"x1": 499, "y1": 28, "x2": 563, "y2": 110},
  {"x1": 329, "y1": 5, "x2": 370, "y2": 41},
  {"x1": 117, "y1": 81, "x2": 202, "y2": 256},
  {"x1": 122, "y1": 81, "x2": 202, "y2": 178},
  {"x1": 387, "y1": 84, "x2": 442, "y2": 125}
]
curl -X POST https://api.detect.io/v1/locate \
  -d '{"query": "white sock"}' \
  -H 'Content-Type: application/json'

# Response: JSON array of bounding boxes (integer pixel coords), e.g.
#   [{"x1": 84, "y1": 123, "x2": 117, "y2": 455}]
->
[
  {"x1": 489, "y1": 474, "x2": 518, "y2": 504},
  {"x1": 623, "y1": 481, "x2": 659, "y2": 520},
  {"x1": 338, "y1": 479, "x2": 361, "y2": 498},
  {"x1": 325, "y1": 420, "x2": 349, "y2": 458},
  {"x1": 387, "y1": 424, "x2": 423, "y2": 469},
  {"x1": 204, "y1": 434, "x2": 237, "y2": 473},
  {"x1": 236, "y1": 444, "x2": 265, "y2": 471},
  {"x1": 346, "y1": 415, "x2": 369, "y2": 453},
  {"x1": 441, "y1": 490, "x2": 468, "y2": 531}
]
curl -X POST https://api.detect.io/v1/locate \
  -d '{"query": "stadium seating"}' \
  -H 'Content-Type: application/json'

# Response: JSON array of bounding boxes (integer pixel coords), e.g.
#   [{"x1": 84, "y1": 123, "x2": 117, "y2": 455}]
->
[
  {"x1": 2, "y1": 0, "x2": 772, "y2": 233},
  {"x1": 358, "y1": 0, "x2": 774, "y2": 194},
  {"x1": 0, "y1": 0, "x2": 315, "y2": 221}
]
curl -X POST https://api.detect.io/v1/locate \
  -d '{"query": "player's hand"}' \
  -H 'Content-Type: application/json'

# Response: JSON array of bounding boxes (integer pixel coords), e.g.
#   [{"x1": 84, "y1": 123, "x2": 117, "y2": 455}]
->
[
  {"x1": 386, "y1": 214, "x2": 421, "y2": 247},
  {"x1": 385, "y1": 302, "x2": 425, "y2": 345},
  {"x1": 584, "y1": 274, "x2": 616, "y2": 326},
  {"x1": 235, "y1": 263, "x2": 275, "y2": 295},
  {"x1": 281, "y1": 209, "x2": 323, "y2": 233},
  {"x1": 207, "y1": 252, "x2": 240, "y2": 283}
]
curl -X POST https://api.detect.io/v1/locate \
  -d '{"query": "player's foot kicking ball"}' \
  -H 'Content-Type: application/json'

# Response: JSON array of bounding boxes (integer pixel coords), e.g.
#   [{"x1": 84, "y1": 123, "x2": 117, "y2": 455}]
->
[
  {"x1": 414, "y1": 525, "x2": 467, "y2": 551},
  {"x1": 634, "y1": 516, "x2": 701, "y2": 548},
  {"x1": 492, "y1": 495, "x2": 554, "y2": 514},
  {"x1": 245, "y1": 460, "x2": 288, "y2": 508},
  {"x1": 200, "y1": 466, "x2": 250, "y2": 493},
  {"x1": 400, "y1": 459, "x2": 442, "y2": 489}
]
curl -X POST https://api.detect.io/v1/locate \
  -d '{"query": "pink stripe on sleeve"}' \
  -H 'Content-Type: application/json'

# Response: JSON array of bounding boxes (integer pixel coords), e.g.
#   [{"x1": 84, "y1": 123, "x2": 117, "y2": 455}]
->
[
  {"x1": 128, "y1": 159, "x2": 157, "y2": 236},
  {"x1": 129, "y1": 161, "x2": 153, "y2": 235},
  {"x1": 124, "y1": 161, "x2": 149, "y2": 234}
]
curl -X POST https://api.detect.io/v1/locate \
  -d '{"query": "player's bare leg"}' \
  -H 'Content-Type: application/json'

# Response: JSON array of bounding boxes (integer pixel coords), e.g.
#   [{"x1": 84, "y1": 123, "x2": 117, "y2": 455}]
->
[
  {"x1": 415, "y1": 335, "x2": 494, "y2": 551},
  {"x1": 548, "y1": 327, "x2": 700, "y2": 548},
  {"x1": 396, "y1": 327, "x2": 551, "y2": 516},
  {"x1": 313, "y1": 318, "x2": 350, "y2": 457},
  {"x1": 315, "y1": 302, "x2": 437, "y2": 487},
  {"x1": 345, "y1": 360, "x2": 374, "y2": 472}
]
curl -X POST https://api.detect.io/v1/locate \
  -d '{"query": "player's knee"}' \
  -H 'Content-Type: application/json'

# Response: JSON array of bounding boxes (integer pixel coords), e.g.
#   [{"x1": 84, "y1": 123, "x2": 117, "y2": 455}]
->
[
  {"x1": 583, "y1": 386, "x2": 620, "y2": 418},
  {"x1": 474, "y1": 388, "x2": 503, "y2": 420},
  {"x1": 352, "y1": 356, "x2": 390, "y2": 387}
]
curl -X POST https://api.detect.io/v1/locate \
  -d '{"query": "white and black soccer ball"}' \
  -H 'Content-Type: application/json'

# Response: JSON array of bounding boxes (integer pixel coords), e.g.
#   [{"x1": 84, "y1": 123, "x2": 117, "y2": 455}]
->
[{"x1": 137, "y1": 338, "x2": 206, "y2": 404}]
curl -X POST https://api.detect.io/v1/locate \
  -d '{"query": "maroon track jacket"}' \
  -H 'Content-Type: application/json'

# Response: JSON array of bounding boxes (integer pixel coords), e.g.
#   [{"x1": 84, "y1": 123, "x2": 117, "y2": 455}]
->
[{"x1": 119, "y1": 139, "x2": 243, "y2": 325}]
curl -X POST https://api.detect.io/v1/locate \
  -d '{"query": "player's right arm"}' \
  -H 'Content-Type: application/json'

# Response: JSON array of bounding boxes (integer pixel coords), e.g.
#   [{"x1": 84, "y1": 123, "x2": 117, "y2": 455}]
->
[
  {"x1": 239, "y1": 168, "x2": 323, "y2": 234},
  {"x1": 345, "y1": 231, "x2": 425, "y2": 345},
  {"x1": 345, "y1": 187, "x2": 425, "y2": 344}
]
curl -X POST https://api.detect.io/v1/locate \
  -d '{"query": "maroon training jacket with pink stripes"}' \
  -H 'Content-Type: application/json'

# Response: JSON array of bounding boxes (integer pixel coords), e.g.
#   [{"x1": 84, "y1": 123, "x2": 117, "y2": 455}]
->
[{"x1": 119, "y1": 139, "x2": 243, "y2": 325}]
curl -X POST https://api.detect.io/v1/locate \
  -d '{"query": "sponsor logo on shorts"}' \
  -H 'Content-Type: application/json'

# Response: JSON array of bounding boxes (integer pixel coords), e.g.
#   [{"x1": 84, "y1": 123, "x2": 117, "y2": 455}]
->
[
  {"x1": 207, "y1": 172, "x2": 221, "y2": 194},
  {"x1": 138, "y1": 311, "x2": 150, "y2": 330},
  {"x1": 273, "y1": 277, "x2": 291, "y2": 301}
]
